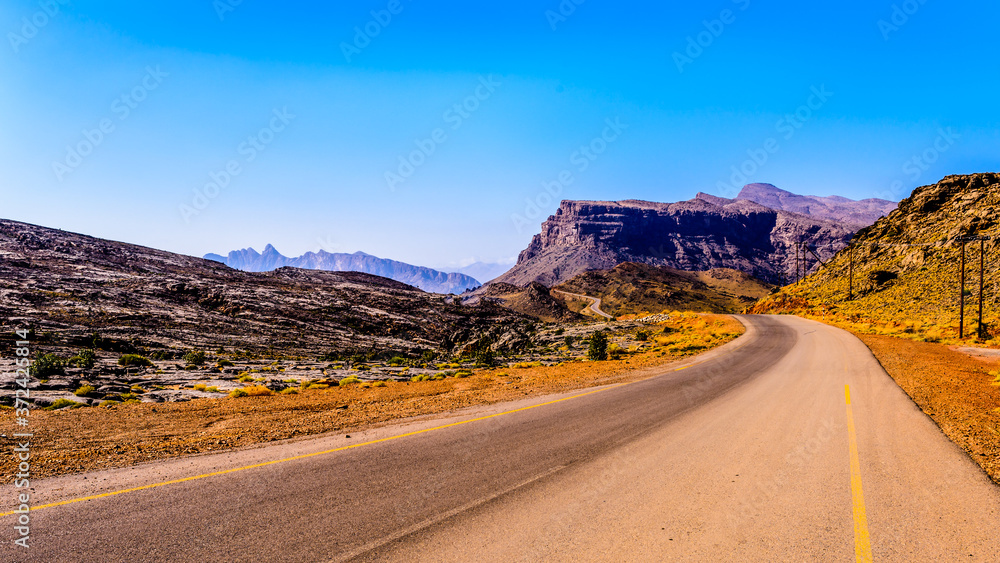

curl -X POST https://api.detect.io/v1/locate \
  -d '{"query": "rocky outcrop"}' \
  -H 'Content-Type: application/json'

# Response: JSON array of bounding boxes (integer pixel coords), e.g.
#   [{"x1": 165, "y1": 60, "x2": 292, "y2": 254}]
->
[
  {"x1": 724, "y1": 183, "x2": 897, "y2": 227},
  {"x1": 494, "y1": 195, "x2": 858, "y2": 287},
  {"x1": 205, "y1": 246, "x2": 481, "y2": 294}
]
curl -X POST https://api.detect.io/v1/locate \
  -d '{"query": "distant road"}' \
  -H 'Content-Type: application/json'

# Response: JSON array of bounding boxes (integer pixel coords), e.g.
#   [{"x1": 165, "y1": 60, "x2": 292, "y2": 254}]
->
[
  {"x1": 551, "y1": 289, "x2": 613, "y2": 319},
  {"x1": 8, "y1": 316, "x2": 1000, "y2": 562}
]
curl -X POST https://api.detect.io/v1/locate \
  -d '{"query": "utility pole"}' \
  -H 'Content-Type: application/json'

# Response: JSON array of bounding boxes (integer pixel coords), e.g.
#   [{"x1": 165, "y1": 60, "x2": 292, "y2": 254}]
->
[
  {"x1": 957, "y1": 235, "x2": 991, "y2": 340},
  {"x1": 979, "y1": 237, "x2": 986, "y2": 340},
  {"x1": 848, "y1": 245, "x2": 854, "y2": 300},
  {"x1": 960, "y1": 239, "x2": 966, "y2": 339}
]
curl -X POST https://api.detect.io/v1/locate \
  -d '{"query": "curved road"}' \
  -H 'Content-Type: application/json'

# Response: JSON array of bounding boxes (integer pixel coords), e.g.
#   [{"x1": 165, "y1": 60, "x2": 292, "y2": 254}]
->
[
  {"x1": 5, "y1": 316, "x2": 999, "y2": 562},
  {"x1": 552, "y1": 289, "x2": 613, "y2": 319}
]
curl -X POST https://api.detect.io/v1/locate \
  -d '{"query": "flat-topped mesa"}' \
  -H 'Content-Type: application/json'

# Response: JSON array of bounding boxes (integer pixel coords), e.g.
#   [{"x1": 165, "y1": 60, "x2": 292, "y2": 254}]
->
[{"x1": 496, "y1": 187, "x2": 885, "y2": 287}]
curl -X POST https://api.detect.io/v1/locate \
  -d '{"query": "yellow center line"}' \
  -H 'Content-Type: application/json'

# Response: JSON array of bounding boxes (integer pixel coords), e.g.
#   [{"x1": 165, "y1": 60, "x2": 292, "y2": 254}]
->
[
  {"x1": 4, "y1": 333, "x2": 750, "y2": 518},
  {"x1": 845, "y1": 384, "x2": 874, "y2": 562}
]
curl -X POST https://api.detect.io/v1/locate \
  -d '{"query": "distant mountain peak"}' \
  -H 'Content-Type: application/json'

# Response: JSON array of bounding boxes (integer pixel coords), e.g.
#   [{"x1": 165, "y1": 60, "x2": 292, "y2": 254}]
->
[{"x1": 205, "y1": 247, "x2": 481, "y2": 294}]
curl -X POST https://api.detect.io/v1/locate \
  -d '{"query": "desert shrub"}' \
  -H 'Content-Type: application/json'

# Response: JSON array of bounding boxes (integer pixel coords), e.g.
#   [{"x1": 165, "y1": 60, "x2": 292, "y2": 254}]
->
[
  {"x1": 205, "y1": 386, "x2": 221, "y2": 393},
  {"x1": 454, "y1": 371, "x2": 473, "y2": 378},
  {"x1": 241, "y1": 385, "x2": 273, "y2": 397},
  {"x1": 635, "y1": 330, "x2": 651, "y2": 342},
  {"x1": 46, "y1": 398, "x2": 81, "y2": 410},
  {"x1": 184, "y1": 350, "x2": 207, "y2": 366},
  {"x1": 99, "y1": 400, "x2": 120, "y2": 407},
  {"x1": 216, "y1": 359, "x2": 234, "y2": 367},
  {"x1": 338, "y1": 376, "x2": 361, "y2": 386},
  {"x1": 192, "y1": 383, "x2": 208, "y2": 391},
  {"x1": 118, "y1": 354, "x2": 154, "y2": 368},
  {"x1": 564, "y1": 336, "x2": 576, "y2": 347},
  {"x1": 388, "y1": 356, "x2": 408, "y2": 367},
  {"x1": 607, "y1": 343, "x2": 624, "y2": 360},
  {"x1": 372, "y1": 381, "x2": 387, "y2": 387},
  {"x1": 587, "y1": 331, "x2": 609, "y2": 361},
  {"x1": 67, "y1": 349, "x2": 97, "y2": 369},
  {"x1": 73, "y1": 385, "x2": 95, "y2": 397},
  {"x1": 410, "y1": 374, "x2": 430, "y2": 382},
  {"x1": 553, "y1": 328, "x2": 565, "y2": 335},
  {"x1": 421, "y1": 350, "x2": 438, "y2": 362},
  {"x1": 229, "y1": 388, "x2": 248, "y2": 398},
  {"x1": 474, "y1": 348, "x2": 495, "y2": 368},
  {"x1": 30, "y1": 353, "x2": 65, "y2": 378},
  {"x1": 306, "y1": 383, "x2": 329, "y2": 390},
  {"x1": 237, "y1": 374, "x2": 254, "y2": 383},
  {"x1": 280, "y1": 387, "x2": 299, "y2": 395}
]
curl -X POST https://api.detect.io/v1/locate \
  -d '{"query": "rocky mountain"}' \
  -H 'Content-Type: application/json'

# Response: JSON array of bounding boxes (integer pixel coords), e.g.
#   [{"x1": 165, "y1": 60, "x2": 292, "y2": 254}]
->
[
  {"x1": 205, "y1": 246, "x2": 481, "y2": 294},
  {"x1": 442, "y1": 261, "x2": 515, "y2": 285},
  {"x1": 554, "y1": 263, "x2": 774, "y2": 316},
  {"x1": 0, "y1": 219, "x2": 532, "y2": 359},
  {"x1": 751, "y1": 173, "x2": 1000, "y2": 343},
  {"x1": 493, "y1": 191, "x2": 860, "y2": 287},
  {"x1": 721, "y1": 183, "x2": 897, "y2": 227}
]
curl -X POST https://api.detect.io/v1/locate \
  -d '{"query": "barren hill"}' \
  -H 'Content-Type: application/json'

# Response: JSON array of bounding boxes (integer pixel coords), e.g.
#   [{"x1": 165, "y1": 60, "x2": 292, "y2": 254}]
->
[
  {"x1": 554, "y1": 263, "x2": 774, "y2": 316},
  {"x1": 0, "y1": 219, "x2": 531, "y2": 359},
  {"x1": 727, "y1": 183, "x2": 896, "y2": 227},
  {"x1": 751, "y1": 173, "x2": 1000, "y2": 344}
]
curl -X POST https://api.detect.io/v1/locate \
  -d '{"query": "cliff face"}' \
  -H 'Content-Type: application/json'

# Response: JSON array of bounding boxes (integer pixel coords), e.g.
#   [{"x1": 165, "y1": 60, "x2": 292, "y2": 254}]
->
[
  {"x1": 205, "y1": 246, "x2": 481, "y2": 294},
  {"x1": 495, "y1": 197, "x2": 857, "y2": 286}
]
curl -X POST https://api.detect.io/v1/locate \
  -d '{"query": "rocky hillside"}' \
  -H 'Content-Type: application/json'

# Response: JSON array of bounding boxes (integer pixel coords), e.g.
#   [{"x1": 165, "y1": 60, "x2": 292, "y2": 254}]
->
[
  {"x1": 751, "y1": 173, "x2": 1000, "y2": 344},
  {"x1": 494, "y1": 192, "x2": 858, "y2": 287},
  {"x1": 0, "y1": 219, "x2": 532, "y2": 360},
  {"x1": 728, "y1": 183, "x2": 896, "y2": 227},
  {"x1": 206, "y1": 245, "x2": 481, "y2": 294},
  {"x1": 554, "y1": 263, "x2": 773, "y2": 316}
]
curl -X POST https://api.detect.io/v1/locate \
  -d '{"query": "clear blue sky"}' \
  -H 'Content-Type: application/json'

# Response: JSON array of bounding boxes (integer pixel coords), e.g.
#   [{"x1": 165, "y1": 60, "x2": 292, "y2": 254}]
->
[{"x1": 2, "y1": 0, "x2": 997, "y2": 269}]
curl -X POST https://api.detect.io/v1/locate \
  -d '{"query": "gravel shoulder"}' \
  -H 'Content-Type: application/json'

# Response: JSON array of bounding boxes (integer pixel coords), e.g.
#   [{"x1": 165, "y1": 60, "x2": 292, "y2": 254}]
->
[{"x1": 855, "y1": 332, "x2": 1000, "y2": 483}]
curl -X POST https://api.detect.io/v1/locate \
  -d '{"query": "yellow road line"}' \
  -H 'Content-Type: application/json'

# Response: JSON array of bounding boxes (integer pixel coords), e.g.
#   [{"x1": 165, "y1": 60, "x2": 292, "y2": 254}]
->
[
  {"x1": 845, "y1": 385, "x2": 874, "y2": 562},
  {"x1": 4, "y1": 332, "x2": 749, "y2": 518}
]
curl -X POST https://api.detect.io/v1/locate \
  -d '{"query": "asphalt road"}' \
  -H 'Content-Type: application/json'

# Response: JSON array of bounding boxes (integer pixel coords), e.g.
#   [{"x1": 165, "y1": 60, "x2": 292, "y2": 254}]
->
[
  {"x1": 6, "y1": 315, "x2": 1000, "y2": 562},
  {"x1": 552, "y1": 290, "x2": 614, "y2": 319}
]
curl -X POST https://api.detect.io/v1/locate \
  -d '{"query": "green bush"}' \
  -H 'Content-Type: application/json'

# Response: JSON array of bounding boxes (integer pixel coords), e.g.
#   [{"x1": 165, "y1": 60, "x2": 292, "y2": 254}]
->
[
  {"x1": 280, "y1": 387, "x2": 299, "y2": 395},
  {"x1": 183, "y1": 350, "x2": 207, "y2": 366},
  {"x1": 68, "y1": 349, "x2": 97, "y2": 369},
  {"x1": 564, "y1": 335, "x2": 576, "y2": 347},
  {"x1": 587, "y1": 331, "x2": 609, "y2": 361},
  {"x1": 46, "y1": 398, "x2": 81, "y2": 410},
  {"x1": 635, "y1": 330, "x2": 651, "y2": 342},
  {"x1": 388, "y1": 356, "x2": 408, "y2": 367},
  {"x1": 216, "y1": 359, "x2": 234, "y2": 367},
  {"x1": 30, "y1": 353, "x2": 65, "y2": 378},
  {"x1": 118, "y1": 354, "x2": 154, "y2": 368},
  {"x1": 229, "y1": 388, "x2": 248, "y2": 398},
  {"x1": 74, "y1": 385, "x2": 95, "y2": 397},
  {"x1": 372, "y1": 381, "x2": 387, "y2": 387},
  {"x1": 338, "y1": 376, "x2": 361, "y2": 386}
]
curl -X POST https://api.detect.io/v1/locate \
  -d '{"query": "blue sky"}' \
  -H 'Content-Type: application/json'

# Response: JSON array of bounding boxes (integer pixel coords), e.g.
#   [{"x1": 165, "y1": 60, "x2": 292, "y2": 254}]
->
[{"x1": 2, "y1": 0, "x2": 998, "y2": 270}]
